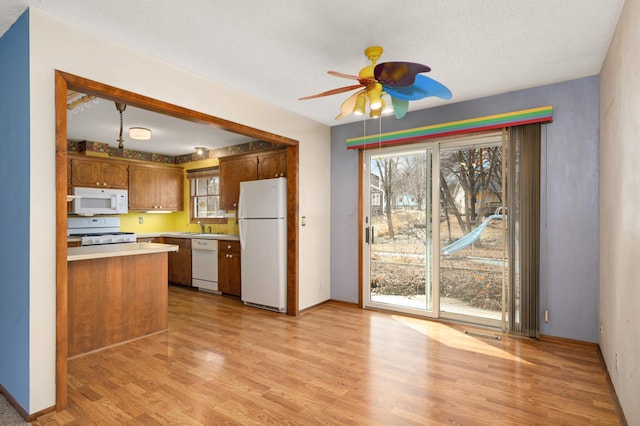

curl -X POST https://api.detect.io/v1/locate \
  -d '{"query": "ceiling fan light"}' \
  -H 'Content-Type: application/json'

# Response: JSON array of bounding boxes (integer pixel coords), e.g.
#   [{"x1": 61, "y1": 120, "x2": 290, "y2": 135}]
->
[
  {"x1": 129, "y1": 127, "x2": 151, "y2": 140},
  {"x1": 194, "y1": 146, "x2": 206, "y2": 155},
  {"x1": 367, "y1": 83, "x2": 383, "y2": 111},
  {"x1": 353, "y1": 93, "x2": 367, "y2": 115}
]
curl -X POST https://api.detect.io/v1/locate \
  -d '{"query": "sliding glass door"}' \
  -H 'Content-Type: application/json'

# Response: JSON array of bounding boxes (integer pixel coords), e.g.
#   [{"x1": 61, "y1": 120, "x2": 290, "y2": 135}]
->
[
  {"x1": 438, "y1": 140, "x2": 506, "y2": 327},
  {"x1": 364, "y1": 146, "x2": 437, "y2": 316},
  {"x1": 363, "y1": 133, "x2": 508, "y2": 327}
]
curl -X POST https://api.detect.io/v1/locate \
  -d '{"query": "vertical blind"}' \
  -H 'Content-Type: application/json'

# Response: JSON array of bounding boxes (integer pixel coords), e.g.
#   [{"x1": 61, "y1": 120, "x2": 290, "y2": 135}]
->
[{"x1": 507, "y1": 123, "x2": 541, "y2": 337}]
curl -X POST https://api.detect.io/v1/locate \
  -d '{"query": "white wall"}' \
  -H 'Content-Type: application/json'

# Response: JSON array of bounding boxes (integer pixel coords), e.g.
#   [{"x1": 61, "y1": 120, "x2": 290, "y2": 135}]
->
[
  {"x1": 599, "y1": 0, "x2": 640, "y2": 423},
  {"x1": 28, "y1": 8, "x2": 330, "y2": 413}
]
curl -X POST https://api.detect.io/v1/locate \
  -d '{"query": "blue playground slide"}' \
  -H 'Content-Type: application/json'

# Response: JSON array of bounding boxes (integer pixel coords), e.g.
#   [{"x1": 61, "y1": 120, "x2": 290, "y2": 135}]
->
[{"x1": 441, "y1": 214, "x2": 504, "y2": 255}]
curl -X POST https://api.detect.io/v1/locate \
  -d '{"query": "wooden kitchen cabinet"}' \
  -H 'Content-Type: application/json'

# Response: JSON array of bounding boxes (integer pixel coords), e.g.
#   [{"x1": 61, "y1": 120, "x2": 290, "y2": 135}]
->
[
  {"x1": 218, "y1": 240, "x2": 241, "y2": 296},
  {"x1": 129, "y1": 164, "x2": 184, "y2": 211},
  {"x1": 69, "y1": 156, "x2": 129, "y2": 189},
  {"x1": 219, "y1": 148, "x2": 286, "y2": 210},
  {"x1": 67, "y1": 252, "x2": 169, "y2": 357},
  {"x1": 257, "y1": 149, "x2": 287, "y2": 179},
  {"x1": 219, "y1": 155, "x2": 258, "y2": 210},
  {"x1": 164, "y1": 237, "x2": 192, "y2": 286}
]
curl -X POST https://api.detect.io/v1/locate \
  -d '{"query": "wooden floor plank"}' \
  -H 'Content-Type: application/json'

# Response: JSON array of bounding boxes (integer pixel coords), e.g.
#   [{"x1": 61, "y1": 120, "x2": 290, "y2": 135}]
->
[{"x1": 34, "y1": 285, "x2": 620, "y2": 425}]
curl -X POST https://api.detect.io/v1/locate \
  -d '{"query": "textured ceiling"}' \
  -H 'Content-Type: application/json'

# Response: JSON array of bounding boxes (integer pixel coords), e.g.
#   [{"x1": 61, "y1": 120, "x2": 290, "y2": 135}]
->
[{"x1": 0, "y1": 0, "x2": 625, "y2": 154}]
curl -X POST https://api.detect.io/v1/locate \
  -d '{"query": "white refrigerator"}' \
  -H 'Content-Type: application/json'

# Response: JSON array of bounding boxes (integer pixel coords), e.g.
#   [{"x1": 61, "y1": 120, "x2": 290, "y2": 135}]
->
[{"x1": 238, "y1": 177, "x2": 287, "y2": 312}]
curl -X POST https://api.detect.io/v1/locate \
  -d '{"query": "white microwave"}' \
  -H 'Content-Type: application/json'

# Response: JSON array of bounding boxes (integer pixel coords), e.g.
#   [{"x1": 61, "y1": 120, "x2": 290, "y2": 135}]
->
[{"x1": 71, "y1": 187, "x2": 128, "y2": 216}]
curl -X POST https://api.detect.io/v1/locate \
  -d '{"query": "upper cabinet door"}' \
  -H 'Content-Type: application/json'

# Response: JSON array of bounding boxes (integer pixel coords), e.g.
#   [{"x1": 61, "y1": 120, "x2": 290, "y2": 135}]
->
[
  {"x1": 128, "y1": 166, "x2": 155, "y2": 210},
  {"x1": 129, "y1": 164, "x2": 184, "y2": 211},
  {"x1": 219, "y1": 155, "x2": 258, "y2": 210},
  {"x1": 257, "y1": 150, "x2": 287, "y2": 179},
  {"x1": 157, "y1": 168, "x2": 184, "y2": 211},
  {"x1": 70, "y1": 157, "x2": 128, "y2": 189}
]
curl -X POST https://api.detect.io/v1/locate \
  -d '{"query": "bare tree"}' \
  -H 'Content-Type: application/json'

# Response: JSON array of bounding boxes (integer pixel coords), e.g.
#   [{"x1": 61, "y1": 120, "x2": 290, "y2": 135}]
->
[
  {"x1": 440, "y1": 169, "x2": 467, "y2": 236},
  {"x1": 375, "y1": 158, "x2": 396, "y2": 240},
  {"x1": 396, "y1": 154, "x2": 427, "y2": 211},
  {"x1": 440, "y1": 147, "x2": 503, "y2": 236}
]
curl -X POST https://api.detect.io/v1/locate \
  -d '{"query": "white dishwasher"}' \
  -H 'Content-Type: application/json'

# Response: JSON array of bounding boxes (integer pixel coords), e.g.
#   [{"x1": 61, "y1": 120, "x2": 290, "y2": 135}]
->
[{"x1": 192, "y1": 239, "x2": 219, "y2": 293}]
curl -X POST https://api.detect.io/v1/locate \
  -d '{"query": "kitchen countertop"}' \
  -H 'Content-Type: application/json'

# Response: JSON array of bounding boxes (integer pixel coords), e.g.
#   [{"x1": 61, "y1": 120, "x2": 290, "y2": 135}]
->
[
  {"x1": 68, "y1": 232, "x2": 240, "y2": 244},
  {"x1": 67, "y1": 242, "x2": 179, "y2": 262},
  {"x1": 140, "y1": 232, "x2": 240, "y2": 241}
]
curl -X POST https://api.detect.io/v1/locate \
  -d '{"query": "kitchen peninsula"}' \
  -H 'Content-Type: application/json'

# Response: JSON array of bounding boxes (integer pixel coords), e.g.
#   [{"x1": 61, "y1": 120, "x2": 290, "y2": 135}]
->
[{"x1": 67, "y1": 242, "x2": 179, "y2": 357}]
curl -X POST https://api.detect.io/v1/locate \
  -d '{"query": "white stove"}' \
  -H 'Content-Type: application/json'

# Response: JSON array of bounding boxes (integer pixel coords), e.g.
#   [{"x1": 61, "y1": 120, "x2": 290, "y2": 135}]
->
[{"x1": 68, "y1": 217, "x2": 136, "y2": 246}]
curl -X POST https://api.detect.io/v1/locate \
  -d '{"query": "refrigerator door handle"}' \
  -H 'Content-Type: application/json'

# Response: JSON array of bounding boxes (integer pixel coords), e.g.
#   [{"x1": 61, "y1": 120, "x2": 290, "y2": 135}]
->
[
  {"x1": 239, "y1": 220, "x2": 246, "y2": 251},
  {"x1": 238, "y1": 186, "x2": 245, "y2": 219}
]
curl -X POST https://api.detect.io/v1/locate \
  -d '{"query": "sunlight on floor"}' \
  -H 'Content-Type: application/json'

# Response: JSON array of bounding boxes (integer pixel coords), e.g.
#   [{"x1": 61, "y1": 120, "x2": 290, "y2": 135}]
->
[
  {"x1": 390, "y1": 315, "x2": 534, "y2": 365},
  {"x1": 372, "y1": 294, "x2": 501, "y2": 320}
]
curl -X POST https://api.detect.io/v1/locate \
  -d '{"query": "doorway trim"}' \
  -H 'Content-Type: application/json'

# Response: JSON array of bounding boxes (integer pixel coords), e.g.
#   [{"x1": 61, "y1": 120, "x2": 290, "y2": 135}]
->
[{"x1": 55, "y1": 71, "x2": 300, "y2": 409}]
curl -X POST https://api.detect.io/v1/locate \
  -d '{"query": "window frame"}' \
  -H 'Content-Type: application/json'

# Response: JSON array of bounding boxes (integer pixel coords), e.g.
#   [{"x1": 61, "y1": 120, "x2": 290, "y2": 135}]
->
[{"x1": 187, "y1": 167, "x2": 228, "y2": 224}]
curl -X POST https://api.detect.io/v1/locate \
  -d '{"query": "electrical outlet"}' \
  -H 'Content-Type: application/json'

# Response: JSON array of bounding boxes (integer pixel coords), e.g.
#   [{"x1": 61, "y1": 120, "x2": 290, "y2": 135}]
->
[
  {"x1": 138, "y1": 216, "x2": 144, "y2": 224},
  {"x1": 615, "y1": 353, "x2": 619, "y2": 371},
  {"x1": 600, "y1": 322, "x2": 604, "y2": 337}
]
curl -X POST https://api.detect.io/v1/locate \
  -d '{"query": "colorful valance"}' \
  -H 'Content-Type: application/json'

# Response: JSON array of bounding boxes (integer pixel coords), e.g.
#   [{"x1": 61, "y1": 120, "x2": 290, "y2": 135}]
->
[{"x1": 345, "y1": 105, "x2": 553, "y2": 149}]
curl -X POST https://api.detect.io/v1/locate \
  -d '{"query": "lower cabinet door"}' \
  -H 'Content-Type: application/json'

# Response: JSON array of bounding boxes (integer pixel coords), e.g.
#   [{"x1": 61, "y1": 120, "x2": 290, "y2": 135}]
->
[
  {"x1": 218, "y1": 241, "x2": 241, "y2": 296},
  {"x1": 164, "y1": 237, "x2": 192, "y2": 286}
]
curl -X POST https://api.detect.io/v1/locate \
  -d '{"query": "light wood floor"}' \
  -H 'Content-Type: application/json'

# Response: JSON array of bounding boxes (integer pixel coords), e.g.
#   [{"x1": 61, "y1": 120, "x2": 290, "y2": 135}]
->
[{"x1": 35, "y1": 285, "x2": 619, "y2": 425}]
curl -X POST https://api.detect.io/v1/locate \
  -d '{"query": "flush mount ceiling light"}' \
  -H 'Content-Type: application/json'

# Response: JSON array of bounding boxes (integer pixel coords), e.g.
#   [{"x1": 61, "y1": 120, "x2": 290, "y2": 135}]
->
[
  {"x1": 194, "y1": 146, "x2": 207, "y2": 155},
  {"x1": 129, "y1": 127, "x2": 152, "y2": 140}
]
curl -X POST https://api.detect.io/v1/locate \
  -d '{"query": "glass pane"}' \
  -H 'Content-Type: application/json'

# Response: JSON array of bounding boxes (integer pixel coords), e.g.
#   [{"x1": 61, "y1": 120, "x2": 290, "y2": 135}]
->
[
  {"x1": 207, "y1": 177, "x2": 219, "y2": 195},
  {"x1": 194, "y1": 195, "x2": 221, "y2": 218},
  {"x1": 439, "y1": 144, "x2": 506, "y2": 321},
  {"x1": 193, "y1": 176, "x2": 219, "y2": 196},
  {"x1": 369, "y1": 150, "x2": 433, "y2": 312}
]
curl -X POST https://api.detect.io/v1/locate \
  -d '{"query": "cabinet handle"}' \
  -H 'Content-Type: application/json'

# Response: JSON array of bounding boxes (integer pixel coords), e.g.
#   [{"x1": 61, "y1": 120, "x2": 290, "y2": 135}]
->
[
  {"x1": 227, "y1": 245, "x2": 231, "y2": 249},
  {"x1": 96, "y1": 182, "x2": 101, "y2": 186},
  {"x1": 229, "y1": 254, "x2": 233, "y2": 258},
  {"x1": 103, "y1": 182, "x2": 108, "y2": 186}
]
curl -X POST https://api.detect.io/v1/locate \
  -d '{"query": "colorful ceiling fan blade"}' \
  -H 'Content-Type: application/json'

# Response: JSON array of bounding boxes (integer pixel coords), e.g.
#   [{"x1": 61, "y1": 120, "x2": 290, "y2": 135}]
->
[
  {"x1": 374, "y1": 62, "x2": 431, "y2": 88},
  {"x1": 335, "y1": 89, "x2": 366, "y2": 120},
  {"x1": 328, "y1": 71, "x2": 376, "y2": 85},
  {"x1": 391, "y1": 97, "x2": 410, "y2": 119},
  {"x1": 383, "y1": 74, "x2": 452, "y2": 101},
  {"x1": 299, "y1": 84, "x2": 363, "y2": 100}
]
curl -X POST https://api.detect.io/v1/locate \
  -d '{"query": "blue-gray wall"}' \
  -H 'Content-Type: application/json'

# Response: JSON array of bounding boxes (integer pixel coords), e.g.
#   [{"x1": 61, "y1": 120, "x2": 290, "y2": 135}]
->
[
  {"x1": 331, "y1": 76, "x2": 600, "y2": 343},
  {"x1": 0, "y1": 10, "x2": 31, "y2": 410}
]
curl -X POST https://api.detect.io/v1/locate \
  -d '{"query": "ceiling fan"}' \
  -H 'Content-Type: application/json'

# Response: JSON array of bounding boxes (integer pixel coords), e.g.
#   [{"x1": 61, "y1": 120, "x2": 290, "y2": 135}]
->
[{"x1": 299, "y1": 46, "x2": 452, "y2": 120}]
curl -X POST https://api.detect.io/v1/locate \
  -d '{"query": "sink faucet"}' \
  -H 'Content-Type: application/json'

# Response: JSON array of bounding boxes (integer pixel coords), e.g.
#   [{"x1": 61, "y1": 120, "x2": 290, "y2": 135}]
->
[{"x1": 197, "y1": 221, "x2": 205, "y2": 233}]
